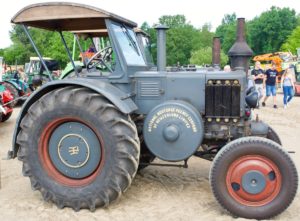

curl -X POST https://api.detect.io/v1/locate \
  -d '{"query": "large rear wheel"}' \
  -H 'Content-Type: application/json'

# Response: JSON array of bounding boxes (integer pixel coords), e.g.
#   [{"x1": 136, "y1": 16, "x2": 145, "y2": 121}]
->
[
  {"x1": 17, "y1": 86, "x2": 140, "y2": 211},
  {"x1": 210, "y1": 137, "x2": 298, "y2": 219}
]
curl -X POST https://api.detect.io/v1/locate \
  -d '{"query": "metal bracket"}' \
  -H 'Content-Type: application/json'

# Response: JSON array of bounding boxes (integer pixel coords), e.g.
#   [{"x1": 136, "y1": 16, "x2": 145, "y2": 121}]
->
[{"x1": 139, "y1": 159, "x2": 188, "y2": 168}]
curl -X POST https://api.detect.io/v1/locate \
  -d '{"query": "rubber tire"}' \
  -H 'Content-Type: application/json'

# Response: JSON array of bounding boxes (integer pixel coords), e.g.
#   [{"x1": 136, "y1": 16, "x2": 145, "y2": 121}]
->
[
  {"x1": 267, "y1": 126, "x2": 282, "y2": 145},
  {"x1": 2, "y1": 82, "x2": 19, "y2": 107},
  {"x1": 17, "y1": 86, "x2": 140, "y2": 211},
  {"x1": 210, "y1": 137, "x2": 298, "y2": 219},
  {"x1": 1, "y1": 111, "x2": 12, "y2": 122},
  {"x1": 138, "y1": 138, "x2": 156, "y2": 171}
]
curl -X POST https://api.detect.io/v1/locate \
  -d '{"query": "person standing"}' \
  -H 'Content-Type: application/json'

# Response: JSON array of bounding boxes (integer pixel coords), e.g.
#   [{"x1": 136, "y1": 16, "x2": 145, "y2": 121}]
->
[
  {"x1": 281, "y1": 68, "x2": 295, "y2": 109},
  {"x1": 251, "y1": 61, "x2": 264, "y2": 106},
  {"x1": 262, "y1": 62, "x2": 279, "y2": 108}
]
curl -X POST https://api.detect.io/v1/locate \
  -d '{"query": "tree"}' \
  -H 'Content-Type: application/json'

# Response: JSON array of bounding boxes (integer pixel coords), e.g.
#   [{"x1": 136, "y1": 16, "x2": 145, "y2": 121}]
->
[
  {"x1": 191, "y1": 23, "x2": 215, "y2": 51},
  {"x1": 280, "y1": 26, "x2": 300, "y2": 54},
  {"x1": 143, "y1": 15, "x2": 201, "y2": 66},
  {"x1": 3, "y1": 25, "x2": 75, "y2": 66},
  {"x1": 143, "y1": 15, "x2": 215, "y2": 66},
  {"x1": 215, "y1": 13, "x2": 237, "y2": 53},
  {"x1": 248, "y1": 7, "x2": 297, "y2": 54},
  {"x1": 189, "y1": 47, "x2": 228, "y2": 67},
  {"x1": 159, "y1": 15, "x2": 188, "y2": 28}
]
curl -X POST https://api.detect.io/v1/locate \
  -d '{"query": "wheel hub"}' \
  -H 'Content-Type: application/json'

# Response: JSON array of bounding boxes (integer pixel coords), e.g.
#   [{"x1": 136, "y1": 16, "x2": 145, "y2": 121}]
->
[
  {"x1": 57, "y1": 134, "x2": 90, "y2": 169},
  {"x1": 48, "y1": 122, "x2": 101, "y2": 179},
  {"x1": 241, "y1": 170, "x2": 266, "y2": 194},
  {"x1": 226, "y1": 155, "x2": 281, "y2": 206}
]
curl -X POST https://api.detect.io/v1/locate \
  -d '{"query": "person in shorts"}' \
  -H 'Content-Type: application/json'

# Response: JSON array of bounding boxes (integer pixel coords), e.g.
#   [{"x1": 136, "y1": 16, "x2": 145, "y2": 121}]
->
[
  {"x1": 262, "y1": 62, "x2": 279, "y2": 108},
  {"x1": 251, "y1": 61, "x2": 264, "y2": 107}
]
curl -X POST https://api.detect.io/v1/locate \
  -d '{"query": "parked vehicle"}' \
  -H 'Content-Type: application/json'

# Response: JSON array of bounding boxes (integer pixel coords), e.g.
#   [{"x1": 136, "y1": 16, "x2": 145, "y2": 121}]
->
[
  {"x1": 0, "y1": 82, "x2": 14, "y2": 122},
  {"x1": 7, "y1": 3, "x2": 298, "y2": 219},
  {"x1": 294, "y1": 51, "x2": 300, "y2": 95},
  {"x1": 2, "y1": 65, "x2": 31, "y2": 106},
  {"x1": 25, "y1": 57, "x2": 60, "y2": 90},
  {"x1": 253, "y1": 52, "x2": 297, "y2": 83}
]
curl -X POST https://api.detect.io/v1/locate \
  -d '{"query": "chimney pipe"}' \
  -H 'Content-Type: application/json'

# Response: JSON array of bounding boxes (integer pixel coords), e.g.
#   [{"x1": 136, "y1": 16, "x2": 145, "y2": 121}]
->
[
  {"x1": 155, "y1": 25, "x2": 169, "y2": 72},
  {"x1": 212, "y1": 37, "x2": 221, "y2": 69},
  {"x1": 228, "y1": 18, "x2": 253, "y2": 72}
]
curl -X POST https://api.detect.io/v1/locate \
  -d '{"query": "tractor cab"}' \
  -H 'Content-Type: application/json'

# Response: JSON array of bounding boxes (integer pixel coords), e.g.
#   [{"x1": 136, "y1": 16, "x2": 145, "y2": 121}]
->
[
  {"x1": 61, "y1": 28, "x2": 154, "y2": 79},
  {"x1": 60, "y1": 29, "x2": 113, "y2": 79},
  {"x1": 11, "y1": 2, "x2": 148, "y2": 83}
]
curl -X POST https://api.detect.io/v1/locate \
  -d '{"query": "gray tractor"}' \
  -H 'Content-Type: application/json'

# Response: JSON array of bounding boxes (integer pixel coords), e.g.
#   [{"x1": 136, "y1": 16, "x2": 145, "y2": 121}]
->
[{"x1": 8, "y1": 2, "x2": 297, "y2": 219}]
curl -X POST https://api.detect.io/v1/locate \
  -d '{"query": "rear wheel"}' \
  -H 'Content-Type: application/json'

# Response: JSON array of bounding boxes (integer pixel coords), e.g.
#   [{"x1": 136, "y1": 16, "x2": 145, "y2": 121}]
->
[
  {"x1": 2, "y1": 82, "x2": 19, "y2": 107},
  {"x1": 17, "y1": 86, "x2": 140, "y2": 211},
  {"x1": 210, "y1": 137, "x2": 298, "y2": 219}
]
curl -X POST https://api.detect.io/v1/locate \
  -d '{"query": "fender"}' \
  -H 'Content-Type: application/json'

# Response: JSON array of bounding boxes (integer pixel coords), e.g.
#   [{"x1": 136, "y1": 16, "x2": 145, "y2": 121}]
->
[
  {"x1": 250, "y1": 120, "x2": 269, "y2": 136},
  {"x1": 5, "y1": 80, "x2": 22, "y2": 91},
  {"x1": 8, "y1": 78, "x2": 138, "y2": 159}
]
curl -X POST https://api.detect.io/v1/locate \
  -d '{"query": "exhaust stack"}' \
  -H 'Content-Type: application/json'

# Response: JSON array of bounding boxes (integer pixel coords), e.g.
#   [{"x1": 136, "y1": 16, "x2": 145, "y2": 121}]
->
[
  {"x1": 228, "y1": 18, "x2": 253, "y2": 72},
  {"x1": 212, "y1": 37, "x2": 221, "y2": 69},
  {"x1": 155, "y1": 25, "x2": 169, "y2": 72}
]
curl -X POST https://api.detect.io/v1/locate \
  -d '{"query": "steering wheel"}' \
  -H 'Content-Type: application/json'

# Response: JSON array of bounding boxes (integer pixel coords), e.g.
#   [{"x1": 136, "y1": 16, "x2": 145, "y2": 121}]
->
[{"x1": 86, "y1": 46, "x2": 113, "y2": 71}]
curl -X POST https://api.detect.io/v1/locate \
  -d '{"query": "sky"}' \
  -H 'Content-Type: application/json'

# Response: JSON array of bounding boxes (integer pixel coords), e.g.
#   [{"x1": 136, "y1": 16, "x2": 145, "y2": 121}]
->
[{"x1": 0, "y1": 0, "x2": 299, "y2": 48}]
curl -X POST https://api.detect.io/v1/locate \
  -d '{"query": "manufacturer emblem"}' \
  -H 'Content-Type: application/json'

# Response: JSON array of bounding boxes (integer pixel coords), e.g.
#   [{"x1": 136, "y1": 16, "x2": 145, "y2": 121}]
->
[{"x1": 68, "y1": 146, "x2": 80, "y2": 155}]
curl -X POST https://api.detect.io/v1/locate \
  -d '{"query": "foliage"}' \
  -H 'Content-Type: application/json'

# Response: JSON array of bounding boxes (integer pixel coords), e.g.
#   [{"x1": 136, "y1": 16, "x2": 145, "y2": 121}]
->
[
  {"x1": 248, "y1": 7, "x2": 297, "y2": 55},
  {"x1": 215, "y1": 13, "x2": 237, "y2": 54},
  {"x1": 158, "y1": 15, "x2": 188, "y2": 29},
  {"x1": 189, "y1": 47, "x2": 228, "y2": 67},
  {"x1": 280, "y1": 26, "x2": 300, "y2": 54},
  {"x1": 142, "y1": 15, "x2": 215, "y2": 66},
  {"x1": 2, "y1": 25, "x2": 78, "y2": 67}
]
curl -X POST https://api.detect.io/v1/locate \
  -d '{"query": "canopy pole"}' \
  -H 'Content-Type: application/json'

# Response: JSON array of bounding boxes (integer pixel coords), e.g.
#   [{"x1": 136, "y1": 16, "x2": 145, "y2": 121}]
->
[
  {"x1": 90, "y1": 37, "x2": 97, "y2": 51},
  {"x1": 59, "y1": 31, "x2": 79, "y2": 77},
  {"x1": 72, "y1": 35, "x2": 76, "y2": 61},
  {"x1": 74, "y1": 34, "x2": 87, "y2": 66},
  {"x1": 22, "y1": 24, "x2": 53, "y2": 81}
]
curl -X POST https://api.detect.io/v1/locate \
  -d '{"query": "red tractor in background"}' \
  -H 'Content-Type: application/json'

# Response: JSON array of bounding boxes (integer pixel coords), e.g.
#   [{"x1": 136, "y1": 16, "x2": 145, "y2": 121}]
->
[{"x1": 0, "y1": 82, "x2": 14, "y2": 122}]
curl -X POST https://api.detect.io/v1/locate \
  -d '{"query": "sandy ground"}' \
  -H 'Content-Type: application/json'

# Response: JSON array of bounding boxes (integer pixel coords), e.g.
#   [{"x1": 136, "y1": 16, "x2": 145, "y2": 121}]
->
[{"x1": 1, "y1": 93, "x2": 300, "y2": 221}]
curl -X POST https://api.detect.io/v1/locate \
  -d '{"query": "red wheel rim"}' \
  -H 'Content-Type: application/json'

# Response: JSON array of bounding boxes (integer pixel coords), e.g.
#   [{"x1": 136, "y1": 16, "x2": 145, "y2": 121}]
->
[
  {"x1": 226, "y1": 155, "x2": 282, "y2": 206},
  {"x1": 38, "y1": 117, "x2": 105, "y2": 187}
]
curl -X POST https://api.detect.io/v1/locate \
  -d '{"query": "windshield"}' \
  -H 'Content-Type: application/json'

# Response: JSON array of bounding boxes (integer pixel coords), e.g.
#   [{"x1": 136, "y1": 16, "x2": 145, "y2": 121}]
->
[
  {"x1": 111, "y1": 24, "x2": 146, "y2": 66},
  {"x1": 141, "y1": 36, "x2": 154, "y2": 65}
]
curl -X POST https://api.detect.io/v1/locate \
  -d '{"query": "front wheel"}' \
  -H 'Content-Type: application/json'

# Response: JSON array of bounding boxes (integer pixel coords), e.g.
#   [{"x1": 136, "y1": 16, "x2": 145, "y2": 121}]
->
[
  {"x1": 17, "y1": 86, "x2": 140, "y2": 211},
  {"x1": 210, "y1": 137, "x2": 298, "y2": 219}
]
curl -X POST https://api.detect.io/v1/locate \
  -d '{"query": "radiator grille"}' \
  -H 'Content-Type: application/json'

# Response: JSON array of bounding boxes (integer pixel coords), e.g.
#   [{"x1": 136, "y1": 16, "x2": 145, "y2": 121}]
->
[
  {"x1": 205, "y1": 80, "x2": 240, "y2": 117},
  {"x1": 139, "y1": 81, "x2": 161, "y2": 98}
]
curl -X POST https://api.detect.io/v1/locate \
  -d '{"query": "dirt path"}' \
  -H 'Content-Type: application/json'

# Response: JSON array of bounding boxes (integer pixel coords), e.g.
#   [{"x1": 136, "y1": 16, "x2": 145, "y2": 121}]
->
[{"x1": 1, "y1": 94, "x2": 300, "y2": 221}]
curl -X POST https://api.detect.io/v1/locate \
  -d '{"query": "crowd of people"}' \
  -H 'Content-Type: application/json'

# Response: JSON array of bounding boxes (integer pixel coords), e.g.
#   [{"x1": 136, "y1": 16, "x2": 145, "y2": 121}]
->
[{"x1": 250, "y1": 61, "x2": 296, "y2": 109}]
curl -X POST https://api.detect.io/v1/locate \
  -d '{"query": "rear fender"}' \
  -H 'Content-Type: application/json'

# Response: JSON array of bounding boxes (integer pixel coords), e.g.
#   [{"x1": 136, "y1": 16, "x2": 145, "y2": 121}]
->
[
  {"x1": 8, "y1": 78, "x2": 137, "y2": 159},
  {"x1": 4, "y1": 80, "x2": 22, "y2": 91}
]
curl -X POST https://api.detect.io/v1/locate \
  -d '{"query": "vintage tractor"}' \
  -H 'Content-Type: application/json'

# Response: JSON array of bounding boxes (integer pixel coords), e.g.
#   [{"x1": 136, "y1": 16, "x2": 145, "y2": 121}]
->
[
  {"x1": 8, "y1": 2, "x2": 298, "y2": 219},
  {"x1": 2, "y1": 65, "x2": 31, "y2": 106},
  {"x1": 0, "y1": 82, "x2": 14, "y2": 122},
  {"x1": 25, "y1": 57, "x2": 60, "y2": 90},
  {"x1": 294, "y1": 59, "x2": 300, "y2": 95}
]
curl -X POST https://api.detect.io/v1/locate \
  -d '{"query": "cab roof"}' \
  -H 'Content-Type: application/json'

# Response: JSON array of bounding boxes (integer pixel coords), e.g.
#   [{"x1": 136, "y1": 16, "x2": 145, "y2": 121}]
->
[{"x1": 11, "y1": 2, "x2": 137, "y2": 31}]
